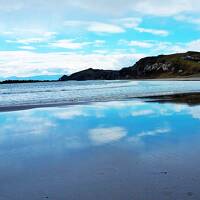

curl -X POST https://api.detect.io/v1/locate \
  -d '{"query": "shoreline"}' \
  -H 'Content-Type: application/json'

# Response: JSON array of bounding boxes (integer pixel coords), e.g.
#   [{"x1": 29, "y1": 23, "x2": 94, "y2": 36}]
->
[
  {"x1": 1, "y1": 77, "x2": 200, "y2": 84},
  {"x1": 1, "y1": 91, "x2": 200, "y2": 112}
]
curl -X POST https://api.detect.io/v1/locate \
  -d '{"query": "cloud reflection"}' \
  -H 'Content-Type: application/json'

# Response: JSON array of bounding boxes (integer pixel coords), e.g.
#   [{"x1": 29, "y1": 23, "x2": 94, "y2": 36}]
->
[
  {"x1": 131, "y1": 109, "x2": 154, "y2": 117},
  {"x1": 128, "y1": 127, "x2": 170, "y2": 143},
  {"x1": 89, "y1": 127, "x2": 127, "y2": 145}
]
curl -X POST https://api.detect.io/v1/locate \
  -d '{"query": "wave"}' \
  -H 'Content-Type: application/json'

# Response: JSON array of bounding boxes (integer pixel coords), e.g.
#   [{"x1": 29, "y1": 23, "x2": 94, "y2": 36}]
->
[{"x1": 0, "y1": 80, "x2": 200, "y2": 109}]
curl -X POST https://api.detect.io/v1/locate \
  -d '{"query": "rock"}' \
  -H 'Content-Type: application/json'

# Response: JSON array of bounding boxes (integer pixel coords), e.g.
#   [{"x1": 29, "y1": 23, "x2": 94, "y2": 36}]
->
[{"x1": 60, "y1": 68, "x2": 120, "y2": 81}]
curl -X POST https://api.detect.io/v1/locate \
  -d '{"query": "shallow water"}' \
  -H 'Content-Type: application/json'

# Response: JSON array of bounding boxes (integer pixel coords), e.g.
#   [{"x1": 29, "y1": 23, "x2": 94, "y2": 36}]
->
[
  {"x1": 0, "y1": 80, "x2": 200, "y2": 108},
  {"x1": 0, "y1": 100, "x2": 200, "y2": 200}
]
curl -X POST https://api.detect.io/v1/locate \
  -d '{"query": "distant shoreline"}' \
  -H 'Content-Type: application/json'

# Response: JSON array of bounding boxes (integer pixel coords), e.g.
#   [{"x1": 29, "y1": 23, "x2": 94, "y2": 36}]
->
[
  {"x1": 0, "y1": 80, "x2": 57, "y2": 84},
  {"x1": 1, "y1": 77, "x2": 200, "y2": 84}
]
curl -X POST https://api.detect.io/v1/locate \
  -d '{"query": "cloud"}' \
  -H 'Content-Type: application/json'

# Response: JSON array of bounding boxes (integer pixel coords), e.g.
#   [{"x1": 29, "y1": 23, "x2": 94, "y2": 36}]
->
[
  {"x1": 119, "y1": 39, "x2": 200, "y2": 53},
  {"x1": 19, "y1": 46, "x2": 36, "y2": 50},
  {"x1": 0, "y1": 51, "x2": 145, "y2": 77},
  {"x1": 135, "y1": 27, "x2": 169, "y2": 36},
  {"x1": 64, "y1": 20, "x2": 125, "y2": 34},
  {"x1": 126, "y1": 40, "x2": 154, "y2": 48},
  {"x1": 3, "y1": 29, "x2": 56, "y2": 40},
  {"x1": 138, "y1": 128, "x2": 170, "y2": 137},
  {"x1": 49, "y1": 39, "x2": 91, "y2": 49},
  {"x1": 87, "y1": 22, "x2": 125, "y2": 34},
  {"x1": 186, "y1": 39, "x2": 200, "y2": 51},
  {"x1": 54, "y1": 107, "x2": 89, "y2": 119},
  {"x1": 1, "y1": 112, "x2": 56, "y2": 135},
  {"x1": 128, "y1": 127, "x2": 170, "y2": 143},
  {"x1": 131, "y1": 110, "x2": 155, "y2": 116},
  {"x1": 189, "y1": 107, "x2": 200, "y2": 120},
  {"x1": 71, "y1": 0, "x2": 199, "y2": 17},
  {"x1": 0, "y1": 0, "x2": 24, "y2": 12},
  {"x1": 7, "y1": 37, "x2": 49, "y2": 44},
  {"x1": 175, "y1": 15, "x2": 200, "y2": 26},
  {"x1": 89, "y1": 127, "x2": 127, "y2": 145},
  {"x1": 118, "y1": 17, "x2": 142, "y2": 28},
  {"x1": 64, "y1": 19, "x2": 169, "y2": 36}
]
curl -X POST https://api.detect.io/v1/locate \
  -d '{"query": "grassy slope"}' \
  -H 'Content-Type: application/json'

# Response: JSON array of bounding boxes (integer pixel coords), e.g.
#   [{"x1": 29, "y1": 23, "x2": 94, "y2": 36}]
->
[{"x1": 155, "y1": 52, "x2": 200, "y2": 78}]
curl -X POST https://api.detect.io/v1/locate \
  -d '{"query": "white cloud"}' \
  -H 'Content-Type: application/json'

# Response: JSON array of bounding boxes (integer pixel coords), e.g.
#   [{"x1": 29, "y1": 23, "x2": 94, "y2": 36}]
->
[
  {"x1": 128, "y1": 127, "x2": 170, "y2": 143},
  {"x1": 1, "y1": 112, "x2": 56, "y2": 135},
  {"x1": 71, "y1": 0, "x2": 199, "y2": 17},
  {"x1": 7, "y1": 38, "x2": 48, "y2": 44},
  {"x1": 138, "y1": 128, "x2": 170, "y2": 137},
  {"x1": 4, "y1": 30, "x2": 57, "y2": 45},
  {"x1": 119, "y1": 39, "x2": 200, "y2": 54},
  {"x1": 189, "y1": 107, "x2": 200, "y2": 120},
  {"x1": 0, "y1": 1, "x2": 200, "y2": 23},
  {"x1": 3, "y1": 29, "x2": 56, "y2": 39},
  {"x1": 49, "y1": 39, "x2": 90, "y2": 49},
  {"x1": 54, "y1": 107, "x2": 88, "y2": 119},
  {"x1": 135, "y1": 27, "x2": 169, "y2": 36},
  {"x1": 64, "y1": 19, "x2": 169, "y2": 37},
  {"x1": 175, "y1": 15, "x2": 200, "y2": 26},
  {"x1": 131, "y1": 110, "x2": 155, "y2": 116},
  {"x1": 19, "y1": 46, "x2": 36, "y2": 50},
  {"x1": 89, "y1": 127, "x2": 127, "y2": 145},
  {"x1": 127, "y1": 40, "x2": 154, "y2": 48},
  {"x1": 87, "y1": 22, "x2": 125, "y2": 33},
  {"x1": 0, "y1": 0, "x2": 24, "y2": 12},
  {"x1": 186, "y1": 39, "x2": 200, "y2": 51},
  {"x1": 64, "y1": 20, "x2": 125, "y2": 34},
  {"x1": 119, "y1": 17, "x2": 142, "y2": 28},
  {"x1": 0, "y1": 51, "x2": 145, "y2": 77}
]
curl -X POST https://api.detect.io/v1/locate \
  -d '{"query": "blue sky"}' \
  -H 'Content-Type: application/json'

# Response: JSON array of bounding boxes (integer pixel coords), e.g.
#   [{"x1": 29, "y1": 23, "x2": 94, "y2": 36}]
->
[{"x1": 1, "y1": 0, "x2": 200, "y2": 78}]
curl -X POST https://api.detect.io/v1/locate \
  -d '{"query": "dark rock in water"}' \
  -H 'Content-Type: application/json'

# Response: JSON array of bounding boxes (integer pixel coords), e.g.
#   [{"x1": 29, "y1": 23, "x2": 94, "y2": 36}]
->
[{"x1": 59, "y1": 51, "x2": 200, "y2": 81}]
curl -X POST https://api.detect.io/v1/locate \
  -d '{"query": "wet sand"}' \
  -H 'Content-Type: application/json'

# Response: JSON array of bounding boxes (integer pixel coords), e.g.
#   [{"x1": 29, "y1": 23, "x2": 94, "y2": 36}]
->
[
  {"x1": 1, "y1": 92, "x2": 200, "y2": 112},
  {"x1": 0, "y1": 98, "x2": 200, "y2": 199},
  {"x1": 140, "y1": 92, "x2": 200, "y2": 105}
]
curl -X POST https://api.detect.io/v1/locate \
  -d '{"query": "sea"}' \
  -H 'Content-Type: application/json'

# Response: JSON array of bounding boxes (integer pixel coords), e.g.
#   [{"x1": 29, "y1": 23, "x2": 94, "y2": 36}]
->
[{"x1": 0, "y1": 80, "x2": 200, "y2": 108}]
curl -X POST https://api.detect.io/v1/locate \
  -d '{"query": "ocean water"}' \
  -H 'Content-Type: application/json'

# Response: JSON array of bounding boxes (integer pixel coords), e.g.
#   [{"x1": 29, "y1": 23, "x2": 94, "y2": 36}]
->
[
  {"x1": 0, "y1": 100, "x2": 200, "y2": 199},
  {"x1": 0, "y1": 80, "x2": 200, "y2": 108}
]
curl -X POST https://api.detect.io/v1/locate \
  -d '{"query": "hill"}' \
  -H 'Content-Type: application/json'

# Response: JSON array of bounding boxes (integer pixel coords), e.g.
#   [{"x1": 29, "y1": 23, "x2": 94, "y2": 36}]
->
[{"x1": 59, "y1": 51, "x2": 200, "y2": 81}]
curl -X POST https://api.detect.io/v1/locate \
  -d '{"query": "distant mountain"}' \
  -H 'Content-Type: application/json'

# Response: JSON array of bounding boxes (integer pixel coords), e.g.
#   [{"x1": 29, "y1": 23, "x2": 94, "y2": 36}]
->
[
  {"x1": 1, "y1": 75, "x2": 61, "y2": 81},
  {"x1": 59, "y1": 51, "x2": 200, "y2": 81}
]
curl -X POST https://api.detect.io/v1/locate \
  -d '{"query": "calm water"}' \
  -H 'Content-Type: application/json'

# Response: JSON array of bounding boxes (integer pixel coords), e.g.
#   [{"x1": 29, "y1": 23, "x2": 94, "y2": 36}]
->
[
  {"x1": 0, "y1": 80, "x2": 200, "y2": 108},
  {"x1": 0, "y1": 100, "x2": 200, "y2": 199}
]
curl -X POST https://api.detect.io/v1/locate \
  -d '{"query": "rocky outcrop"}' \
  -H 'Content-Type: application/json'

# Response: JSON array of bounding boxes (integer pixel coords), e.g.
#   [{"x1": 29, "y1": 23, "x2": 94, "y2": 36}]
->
[
  {"x1": 59, "y1": 51, "x2": 200, "y2": 81},
  {"x1": 59, "y1": 68, "x2": 120, "y2": 81}
]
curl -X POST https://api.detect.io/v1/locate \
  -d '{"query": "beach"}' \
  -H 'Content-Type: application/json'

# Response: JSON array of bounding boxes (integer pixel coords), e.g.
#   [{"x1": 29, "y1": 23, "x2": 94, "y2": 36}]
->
[
  {"x1": 0, "y1": 88, "x2": 200, "y2": 199},
  {"x1": 1, "y1": 0, "x2": 200, "y2": 199}
]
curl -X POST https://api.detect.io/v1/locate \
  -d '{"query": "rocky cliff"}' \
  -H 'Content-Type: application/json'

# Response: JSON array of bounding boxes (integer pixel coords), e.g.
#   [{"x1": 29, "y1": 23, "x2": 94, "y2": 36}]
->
[{"x1": 59, "y1": 51, "x2": 200, "y2": 81}]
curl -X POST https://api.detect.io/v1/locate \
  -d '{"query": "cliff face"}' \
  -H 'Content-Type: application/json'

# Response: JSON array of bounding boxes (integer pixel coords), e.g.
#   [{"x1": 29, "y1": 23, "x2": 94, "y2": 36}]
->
[
  {"x1": 59, "y1": 51, "x2": 200, "y2": 81},
  {"x1": 129, "y1": 51, "x2": 200, "y2": 78}
]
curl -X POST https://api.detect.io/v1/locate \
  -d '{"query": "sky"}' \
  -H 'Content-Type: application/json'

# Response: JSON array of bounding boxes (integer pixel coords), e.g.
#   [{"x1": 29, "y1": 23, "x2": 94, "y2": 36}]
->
[{"x1": 1, "y1": 0, "x2": 200, "y2": 78}]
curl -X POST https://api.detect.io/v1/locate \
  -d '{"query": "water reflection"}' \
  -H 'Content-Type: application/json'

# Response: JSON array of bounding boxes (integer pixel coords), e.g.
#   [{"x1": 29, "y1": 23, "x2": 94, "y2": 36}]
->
[
  {"x1": 89, "y1": 127, "x2": 127, "y2": 145},
  {"x1": 0, "y1": 100, "x2": 200, "y2": 199},
  {"x1": 0, "y1": 100, "x2": 200, "y2": 151}
]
